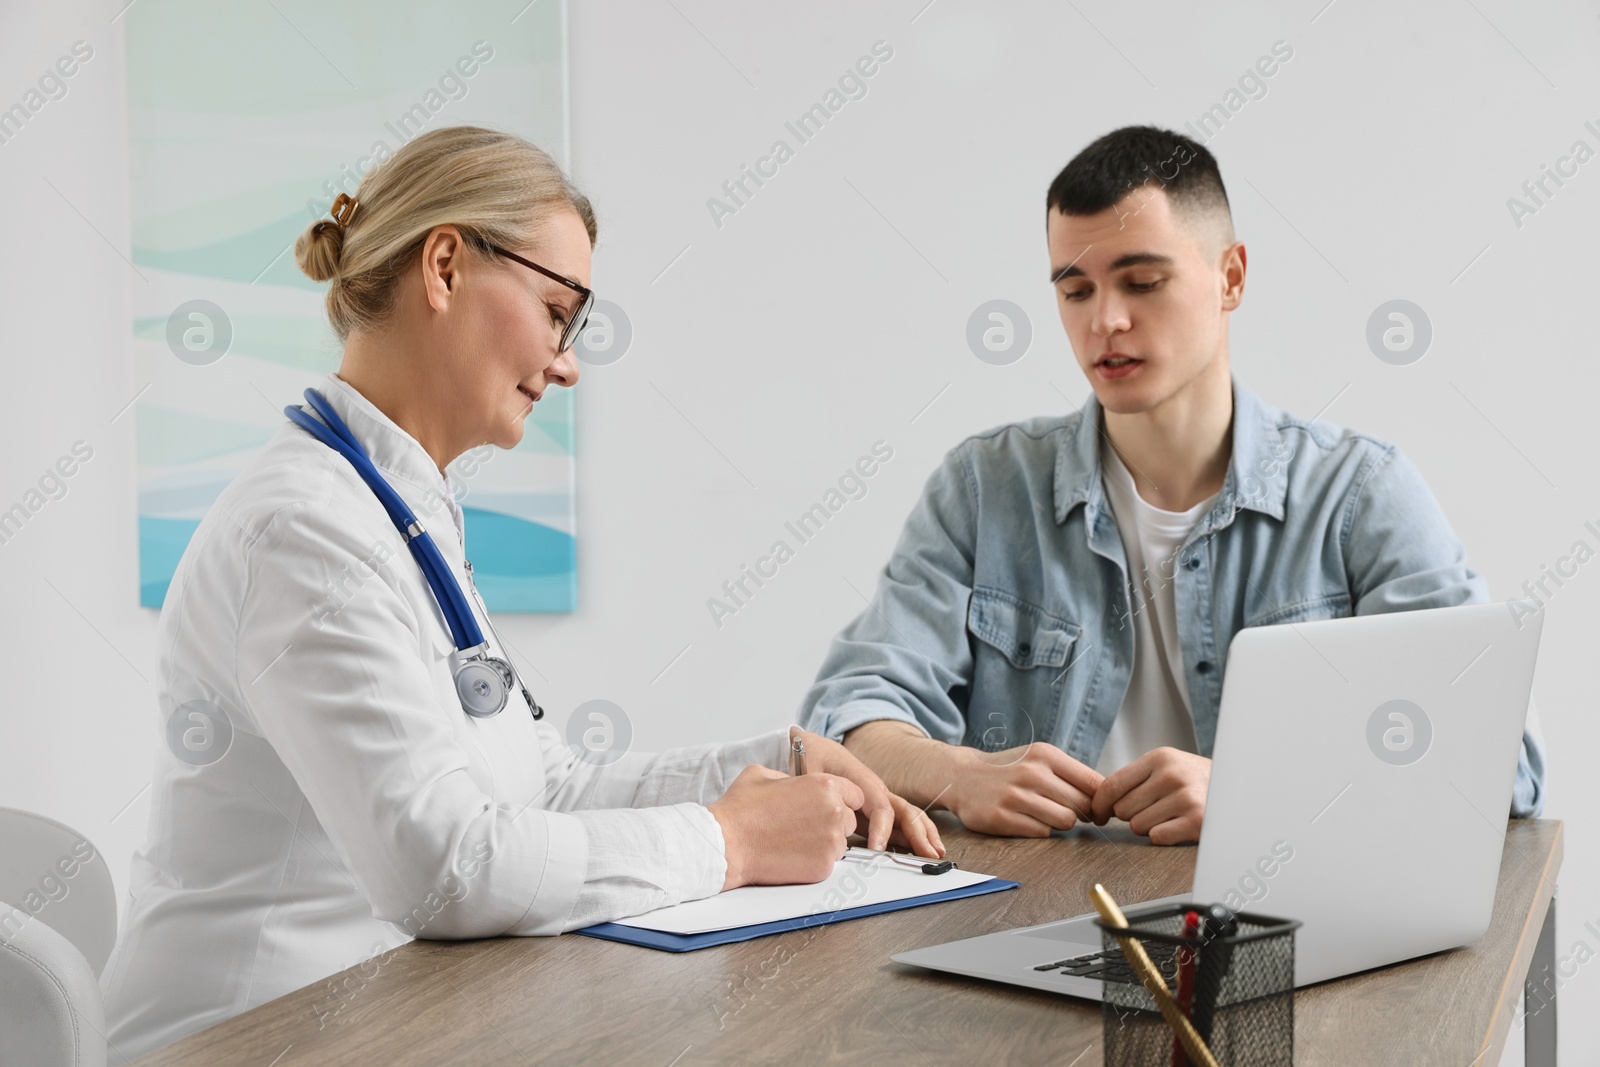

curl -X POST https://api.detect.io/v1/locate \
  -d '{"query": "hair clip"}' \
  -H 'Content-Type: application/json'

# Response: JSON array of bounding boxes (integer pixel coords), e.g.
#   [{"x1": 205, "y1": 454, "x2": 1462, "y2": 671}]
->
[{"x1": 329, "y1": 193, "x2": 359, "y2": 228}]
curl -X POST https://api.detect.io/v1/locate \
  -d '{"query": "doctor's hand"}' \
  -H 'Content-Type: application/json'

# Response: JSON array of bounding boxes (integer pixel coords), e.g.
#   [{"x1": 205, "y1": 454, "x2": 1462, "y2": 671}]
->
[
  {"x1": 1090, "y1": 747, "x2": 1211, "y2": 846},
  {"x1": 946, "y1": 742, "x2": 1106, "y2": 838},
  {"x1": 786, "y1": 726, "x2": 945, "y2": 861},
  {"x1": 707, "y1": 765, "x2": 865, "y2": 891}
]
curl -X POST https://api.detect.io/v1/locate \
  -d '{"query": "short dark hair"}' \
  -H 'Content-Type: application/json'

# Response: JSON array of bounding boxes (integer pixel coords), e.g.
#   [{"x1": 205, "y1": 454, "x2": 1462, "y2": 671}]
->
[{"x1": 1045, "y1": 125, "x2": 1233, "y2": 252}]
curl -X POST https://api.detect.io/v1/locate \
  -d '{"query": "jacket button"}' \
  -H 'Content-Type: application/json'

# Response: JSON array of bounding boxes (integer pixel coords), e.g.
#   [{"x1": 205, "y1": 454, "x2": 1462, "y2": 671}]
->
[
  {"x1": 1017, "y1": 642, "x2": 1032, "y2": 659},
  {"x1": 1196, "y1": 660, "x2": 1212, "y2": 674},
  {"x1": 1187, "y1": 556, "x2": 1201, "y2": 569}
]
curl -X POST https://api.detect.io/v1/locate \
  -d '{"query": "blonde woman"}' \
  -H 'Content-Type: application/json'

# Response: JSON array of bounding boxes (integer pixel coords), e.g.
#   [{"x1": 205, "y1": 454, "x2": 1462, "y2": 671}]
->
[{"x1": 102, "y1": 125, "x2": 942, "y2": 1059}]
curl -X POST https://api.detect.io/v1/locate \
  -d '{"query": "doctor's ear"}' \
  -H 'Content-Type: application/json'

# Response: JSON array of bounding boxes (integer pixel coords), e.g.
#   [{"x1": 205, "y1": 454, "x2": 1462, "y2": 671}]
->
[{"x1": 419, "y1": 225, "x2": 466, "y2": 308}]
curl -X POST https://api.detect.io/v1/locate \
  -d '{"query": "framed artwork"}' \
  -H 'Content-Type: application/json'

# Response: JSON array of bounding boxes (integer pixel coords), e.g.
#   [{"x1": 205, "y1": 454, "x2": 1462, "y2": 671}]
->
[{"x1": 128, "y1": 0, "x2": 577, "y2": 611}]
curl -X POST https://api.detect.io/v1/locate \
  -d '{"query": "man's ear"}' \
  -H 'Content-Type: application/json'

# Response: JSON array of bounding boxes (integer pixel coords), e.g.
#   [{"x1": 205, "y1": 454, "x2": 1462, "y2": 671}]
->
[{"x1": 1220, "y1": 241, "x2": 1246, "y2": 311}]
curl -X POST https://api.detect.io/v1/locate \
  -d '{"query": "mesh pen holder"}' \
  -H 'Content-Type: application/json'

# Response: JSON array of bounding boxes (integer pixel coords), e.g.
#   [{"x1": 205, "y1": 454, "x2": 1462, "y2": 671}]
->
[{"x1": 1096, "y1": 905, "x2": 1300, "y2": 1067}]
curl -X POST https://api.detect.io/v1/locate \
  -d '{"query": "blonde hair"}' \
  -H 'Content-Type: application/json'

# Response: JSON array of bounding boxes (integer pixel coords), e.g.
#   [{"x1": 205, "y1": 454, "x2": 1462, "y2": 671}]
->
[{"x1": 294, "y1": 125, "x2": 598, "y2": 343}]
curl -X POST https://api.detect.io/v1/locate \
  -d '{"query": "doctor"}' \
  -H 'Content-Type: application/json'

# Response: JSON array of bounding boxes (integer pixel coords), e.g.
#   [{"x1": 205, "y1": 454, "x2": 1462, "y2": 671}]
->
[{"x1": 102, "y1": 125, "x2": 942, "y2": 1059}]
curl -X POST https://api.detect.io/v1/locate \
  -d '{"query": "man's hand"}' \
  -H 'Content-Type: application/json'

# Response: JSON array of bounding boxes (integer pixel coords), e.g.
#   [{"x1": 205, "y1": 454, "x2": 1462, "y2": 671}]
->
[
  {"x1": 787, "y1": 726, "x2": 945, "y2": 860},
  {"x1": 838, "y1": 721, "x2": 1106, "y2": 839},
  {"x1": 949, "y1": 742, "x2": 1105, "y2": 838},
  {"x1": 1090, "y1": 747, "x2": 1211, "y2": 845}
]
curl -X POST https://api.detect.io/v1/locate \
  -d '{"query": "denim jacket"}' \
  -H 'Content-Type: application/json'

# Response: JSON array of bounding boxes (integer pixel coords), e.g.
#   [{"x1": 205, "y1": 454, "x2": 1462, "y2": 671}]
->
[{"x1": 799, "y1": 378, "x2": 1545, "y2": 817}]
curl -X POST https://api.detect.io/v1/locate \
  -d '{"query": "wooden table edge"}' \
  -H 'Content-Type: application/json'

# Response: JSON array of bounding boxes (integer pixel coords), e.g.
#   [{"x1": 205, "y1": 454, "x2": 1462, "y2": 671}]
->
[{"x1": 1476, "y1": 818, "x2": 1564, "y2": 1065}]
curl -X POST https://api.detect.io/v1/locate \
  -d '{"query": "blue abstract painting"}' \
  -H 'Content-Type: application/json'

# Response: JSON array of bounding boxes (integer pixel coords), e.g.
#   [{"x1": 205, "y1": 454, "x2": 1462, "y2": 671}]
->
[{"x1": 128, "y1": 0, "x2": 577, "y2": 611}]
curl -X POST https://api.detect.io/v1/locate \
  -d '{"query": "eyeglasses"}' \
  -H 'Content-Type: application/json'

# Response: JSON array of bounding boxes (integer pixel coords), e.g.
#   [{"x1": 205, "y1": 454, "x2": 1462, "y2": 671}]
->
[
  {"x1": 489, "y1": 244, "x2": 594, "y2": 352},
  {"x1": 840, "y1": 846, "x2": 957, "y2": 875}
]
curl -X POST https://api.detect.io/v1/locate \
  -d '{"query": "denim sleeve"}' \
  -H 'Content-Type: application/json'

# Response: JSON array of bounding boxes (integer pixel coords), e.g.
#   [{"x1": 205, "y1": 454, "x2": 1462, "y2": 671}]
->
[
  {"x1": 1511, "y1": 694, "x2": 1548, "y2": 819},
  {"x1": 1343, "y1": 444, "x2": 1546, "y2": 817},
  {"x1": 797, "y1": 446, "x2": 979, "y2": 745}
]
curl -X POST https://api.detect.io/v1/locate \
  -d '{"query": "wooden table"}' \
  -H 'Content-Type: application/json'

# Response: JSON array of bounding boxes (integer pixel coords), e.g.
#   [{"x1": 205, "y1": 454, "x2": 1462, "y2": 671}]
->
[{"x1": 131, "y1": 817, "x2": 1562, "y2": 1066}]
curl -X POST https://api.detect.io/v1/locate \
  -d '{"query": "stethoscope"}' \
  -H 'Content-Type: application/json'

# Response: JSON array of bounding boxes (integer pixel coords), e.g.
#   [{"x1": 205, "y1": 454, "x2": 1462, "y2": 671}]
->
[{"x1": 285, "y1": 388, "x2": 543, "y2": 721}]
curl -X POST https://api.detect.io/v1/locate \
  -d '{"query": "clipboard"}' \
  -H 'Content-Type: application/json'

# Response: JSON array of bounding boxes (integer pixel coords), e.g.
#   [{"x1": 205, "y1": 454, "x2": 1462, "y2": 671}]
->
[{"x1": 575, "y1": 877, "x2": 1020, "y2": 952}]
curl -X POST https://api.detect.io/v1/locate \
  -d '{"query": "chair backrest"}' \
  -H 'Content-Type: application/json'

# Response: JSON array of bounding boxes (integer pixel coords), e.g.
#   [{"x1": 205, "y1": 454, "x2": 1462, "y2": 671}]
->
[
  {"x1": 0, "y1": 901, "x2": 107, "y2": 1067},
  {"x1": 0, "y1": 808, "x2": 116, "y2": 978}
]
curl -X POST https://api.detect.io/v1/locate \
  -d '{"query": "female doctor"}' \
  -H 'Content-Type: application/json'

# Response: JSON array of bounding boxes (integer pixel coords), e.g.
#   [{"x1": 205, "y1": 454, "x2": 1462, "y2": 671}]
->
[{"x1": 101, "y1": 125, "x2": 942, "y2": 1058}]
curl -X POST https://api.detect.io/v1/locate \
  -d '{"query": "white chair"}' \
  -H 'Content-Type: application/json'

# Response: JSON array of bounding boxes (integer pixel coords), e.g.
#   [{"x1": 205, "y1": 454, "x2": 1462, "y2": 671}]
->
[{"x1": 0, "y1": 808, "x2": 118, "y2": 1067}]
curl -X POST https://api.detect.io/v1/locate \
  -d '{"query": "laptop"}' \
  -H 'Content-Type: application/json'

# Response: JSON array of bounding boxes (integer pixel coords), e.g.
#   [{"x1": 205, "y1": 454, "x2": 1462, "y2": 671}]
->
[{"x1": 892, "y1": 600, "x2": 1543, "y2": 999}]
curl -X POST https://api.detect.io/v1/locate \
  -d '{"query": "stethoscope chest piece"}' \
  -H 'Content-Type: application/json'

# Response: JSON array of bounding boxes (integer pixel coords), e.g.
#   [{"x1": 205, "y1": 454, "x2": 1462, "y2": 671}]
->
[{"x1": 452, "y1": 649, "x2": 515, "y2": 718}]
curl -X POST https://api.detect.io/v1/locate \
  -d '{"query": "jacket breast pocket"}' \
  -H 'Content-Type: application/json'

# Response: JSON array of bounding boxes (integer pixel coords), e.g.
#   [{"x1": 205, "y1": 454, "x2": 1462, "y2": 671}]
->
[
  {"x1": 1244, "y1": 591, "x2": 1352, "y2": 629},
  {"x1": 966, "y1": 585, "x2": 1080, "y2": 670}
]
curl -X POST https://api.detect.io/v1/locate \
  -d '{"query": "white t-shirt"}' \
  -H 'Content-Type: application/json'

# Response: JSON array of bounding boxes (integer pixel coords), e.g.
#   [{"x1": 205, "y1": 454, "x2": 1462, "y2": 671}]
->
[{"x1": 1094, "y1": 447, "x2": 1216, "y2": 775}]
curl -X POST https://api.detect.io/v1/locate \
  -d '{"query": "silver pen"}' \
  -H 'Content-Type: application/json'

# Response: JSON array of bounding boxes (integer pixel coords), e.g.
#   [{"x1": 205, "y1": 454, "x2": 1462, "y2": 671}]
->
[{"x1": 790, "y1": 734, "x2": 806, "y2": 777}]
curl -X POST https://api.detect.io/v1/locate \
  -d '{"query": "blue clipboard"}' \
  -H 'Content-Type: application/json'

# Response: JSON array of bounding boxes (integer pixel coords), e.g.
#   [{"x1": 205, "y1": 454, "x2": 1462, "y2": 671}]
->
[{"x1": 575, "y1": 877, "x2": 1020, "y2": 952}]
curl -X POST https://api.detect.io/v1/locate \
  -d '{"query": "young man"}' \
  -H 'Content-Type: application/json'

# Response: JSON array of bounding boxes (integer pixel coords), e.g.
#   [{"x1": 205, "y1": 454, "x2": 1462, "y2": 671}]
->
[{"x1": 798, "y1": 125, "x2": 1544, "y2": 844}]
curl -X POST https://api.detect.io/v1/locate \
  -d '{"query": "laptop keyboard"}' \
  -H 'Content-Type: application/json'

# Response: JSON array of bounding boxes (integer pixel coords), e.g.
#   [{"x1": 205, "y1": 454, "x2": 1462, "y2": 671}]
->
[{"x1": 1032, "y1": 942, "x2": 1180, "y2": 986}]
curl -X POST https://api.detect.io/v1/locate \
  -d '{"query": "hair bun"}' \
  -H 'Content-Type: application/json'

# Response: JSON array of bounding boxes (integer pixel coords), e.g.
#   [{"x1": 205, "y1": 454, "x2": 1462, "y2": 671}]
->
[{"x1": 294, "y1": 218, "x2": 346, "y2": 283}]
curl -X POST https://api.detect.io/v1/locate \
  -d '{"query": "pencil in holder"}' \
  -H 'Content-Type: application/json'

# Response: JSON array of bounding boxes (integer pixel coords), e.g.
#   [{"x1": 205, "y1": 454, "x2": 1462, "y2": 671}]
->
[{"x1": 1095, "y1": 903, "x2": 1299, "y2": 1067}]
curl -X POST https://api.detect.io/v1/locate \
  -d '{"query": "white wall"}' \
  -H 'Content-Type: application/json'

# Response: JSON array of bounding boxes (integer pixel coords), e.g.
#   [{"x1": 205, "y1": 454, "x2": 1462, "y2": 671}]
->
[{"x1": 2, "y1": 0, "x2": 1595, "y2": 1056}]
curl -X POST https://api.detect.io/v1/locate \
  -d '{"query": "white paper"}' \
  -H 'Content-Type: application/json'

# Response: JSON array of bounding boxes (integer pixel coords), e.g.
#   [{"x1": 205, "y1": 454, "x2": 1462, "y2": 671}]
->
[{"x1": 610, "y1": 850, "x2": 997, "y2": 936}]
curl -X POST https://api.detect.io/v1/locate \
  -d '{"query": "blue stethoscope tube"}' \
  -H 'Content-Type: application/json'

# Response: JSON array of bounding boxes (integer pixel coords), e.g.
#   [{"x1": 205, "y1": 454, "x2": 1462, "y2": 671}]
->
[{"x1": 284, "y1": 388, "x2": 541, "y2": 720}]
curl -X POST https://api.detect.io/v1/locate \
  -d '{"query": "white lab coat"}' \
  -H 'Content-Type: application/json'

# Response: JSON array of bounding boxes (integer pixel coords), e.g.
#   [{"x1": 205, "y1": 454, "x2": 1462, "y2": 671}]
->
[{"x1": 101, "y1": 373, "x2": 790, "y2": 1061}]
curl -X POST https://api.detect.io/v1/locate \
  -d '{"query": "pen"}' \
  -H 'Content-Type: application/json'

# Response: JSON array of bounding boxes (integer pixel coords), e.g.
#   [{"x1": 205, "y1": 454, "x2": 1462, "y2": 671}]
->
[
  {"x1": 1171, "y1": 909, "x2": 1201, "y2": 1067},
  {"x1": 1090, "y1": 885, "x2": 1220, "y2": 1067},
  {"x1": 1189, "y1": 903, "x2": 1238, "y2": 1046},
  {"x1": 790, "y1": 734, "x2": 806, "y2": 777}
]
